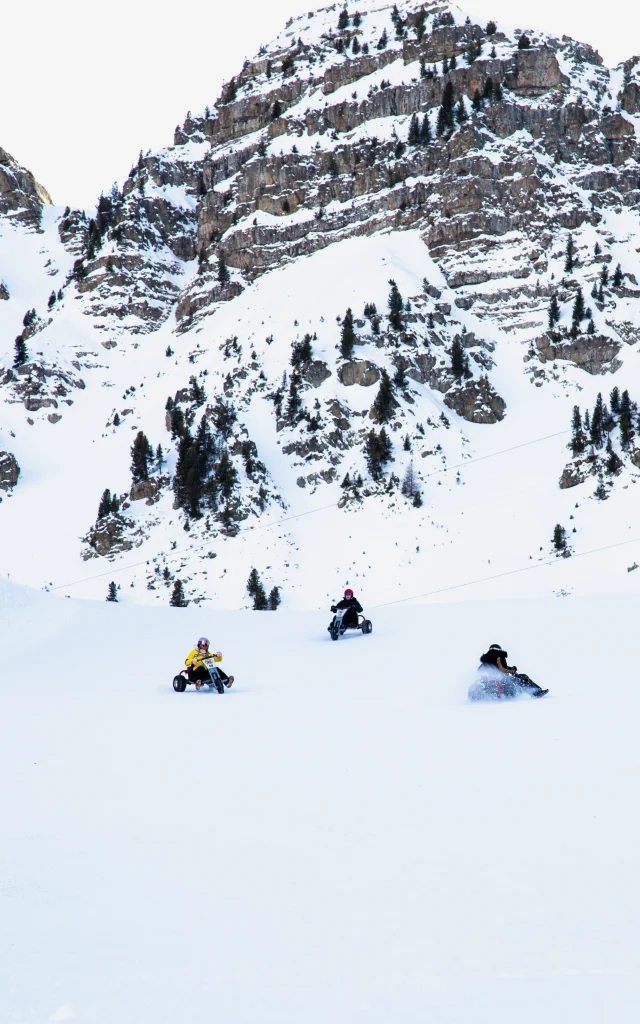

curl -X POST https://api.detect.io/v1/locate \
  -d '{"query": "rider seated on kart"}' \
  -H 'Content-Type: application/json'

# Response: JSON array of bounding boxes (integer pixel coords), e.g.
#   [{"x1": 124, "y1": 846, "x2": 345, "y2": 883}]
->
[
  {"x1": 479, "y1": 644, "x2": 548, "y2": 697},
  {"x1": 185, "y1": 638, "x2": 234, "y2": 690},
  {"x1": 331, "y1": 588, "x2": 363, "y2": 629}
]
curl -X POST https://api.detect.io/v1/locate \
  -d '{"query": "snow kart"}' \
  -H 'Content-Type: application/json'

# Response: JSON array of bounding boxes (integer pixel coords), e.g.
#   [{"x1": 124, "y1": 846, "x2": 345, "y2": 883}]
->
[
  {"x1": 173, "y1": 657, "x2": 226, "y2": 693},
  {"x1": 328, "y1": 607, "x2": 373, "y2": 641},
  {"x1": 468, "y1": 673, "x2": 547, "y2": 702}
]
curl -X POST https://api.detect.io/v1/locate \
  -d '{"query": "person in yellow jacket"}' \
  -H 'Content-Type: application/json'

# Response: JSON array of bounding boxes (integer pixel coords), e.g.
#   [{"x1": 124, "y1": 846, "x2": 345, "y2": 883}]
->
[{"x1": 185, "y1": 637, "x2": 234, "y2": 690}]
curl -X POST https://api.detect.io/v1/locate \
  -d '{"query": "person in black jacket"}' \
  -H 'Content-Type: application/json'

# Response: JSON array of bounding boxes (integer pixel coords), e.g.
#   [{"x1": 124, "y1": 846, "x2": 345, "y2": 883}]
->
[
  {"x1": 479, "y1": 644, "x2": 548, "y2": 697},
  {"x1": 330, "y1": 588, "x2": 363, "y2": 629}
]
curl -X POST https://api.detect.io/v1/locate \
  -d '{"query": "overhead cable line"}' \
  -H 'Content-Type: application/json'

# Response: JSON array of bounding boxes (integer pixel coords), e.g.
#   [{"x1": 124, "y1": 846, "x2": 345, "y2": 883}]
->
[
  {"x1": 48, "y1": 427, "x2": 570, "y2": 592},
  {"x1": 376, "y1": 536, "x2": 640, "y2": 608}
]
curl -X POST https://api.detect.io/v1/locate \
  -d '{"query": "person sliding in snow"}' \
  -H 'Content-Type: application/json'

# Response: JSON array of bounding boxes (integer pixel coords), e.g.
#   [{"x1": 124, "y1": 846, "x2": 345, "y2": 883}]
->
[
  {"x1": 185, "y1": 638, "x2": 234, "y2": 690},
  {"x1": 479, "y1": 644, "x2": 548, "y2": 697},
  {"x1": 331, "y1": 588, "x2": 363, "y2": 629}
]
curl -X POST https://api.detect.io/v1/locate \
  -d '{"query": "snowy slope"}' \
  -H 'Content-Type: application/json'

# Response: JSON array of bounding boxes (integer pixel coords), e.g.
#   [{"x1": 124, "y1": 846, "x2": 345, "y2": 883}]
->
[
  {"x1": 2, "y1": 578, "x2": 640, "y2": 1022},
  {"x1": 3, "y1": 224, "x2": 640, "y2": 609}
]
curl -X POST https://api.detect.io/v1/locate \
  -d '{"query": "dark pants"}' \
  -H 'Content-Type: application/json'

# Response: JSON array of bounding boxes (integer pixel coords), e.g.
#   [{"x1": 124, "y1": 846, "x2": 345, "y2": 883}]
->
[
  {"x1": 188, "y1": 665, "x2": 229, "y2": 685},
  {"x1": 339, "y1": 608, "x2": 359, "y2": 628},
  {"x1": 513, "y1": 672, "x2": 542, "y2": 693}
]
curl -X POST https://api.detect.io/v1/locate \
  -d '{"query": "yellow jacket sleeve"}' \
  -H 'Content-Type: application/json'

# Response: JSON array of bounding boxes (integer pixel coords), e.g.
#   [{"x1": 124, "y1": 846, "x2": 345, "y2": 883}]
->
[
  {"x1": 185, "y1": 648, "x2": 199, "y2": 668},
  {"x1": 213, "y1": 654, "x2": 223, "y2": 663}
]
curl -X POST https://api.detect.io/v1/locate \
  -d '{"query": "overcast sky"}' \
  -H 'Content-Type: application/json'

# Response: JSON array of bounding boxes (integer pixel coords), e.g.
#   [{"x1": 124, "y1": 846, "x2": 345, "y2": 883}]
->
[{"x1": 1, "y1": 0, "x2": 637, "y2": 211}]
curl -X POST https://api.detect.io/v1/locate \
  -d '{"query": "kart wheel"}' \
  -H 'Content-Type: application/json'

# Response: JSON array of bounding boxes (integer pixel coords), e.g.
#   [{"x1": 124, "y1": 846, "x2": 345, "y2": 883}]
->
[
  {"x1": 214, "y1": 675, "x2": 225, "y2": 695},
  {"x1": 173, "y1": 675, "x2": 187, "y2": 693},
  {"x1": 329, "y1": 624, "x2": 340, "y2": 641},
  {"x1": 362, "y1": 619, "x2": 372, "y2": 635}
]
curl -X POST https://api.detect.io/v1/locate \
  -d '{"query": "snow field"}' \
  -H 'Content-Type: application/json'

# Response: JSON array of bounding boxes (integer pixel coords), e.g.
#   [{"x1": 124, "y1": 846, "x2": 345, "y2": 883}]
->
[{"x1": 2, "y1": 580, "x2": 640, "y2": 1022}]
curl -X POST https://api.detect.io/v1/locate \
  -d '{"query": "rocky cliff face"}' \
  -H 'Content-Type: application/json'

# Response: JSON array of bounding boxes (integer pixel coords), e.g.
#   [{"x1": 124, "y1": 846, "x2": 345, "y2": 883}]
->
[
  {"x1": 2, "y1": 0, "x2": 640, "y2": 606},
  {"x1": 0, "y1": 148, "x2": 51, "y2": 228}
]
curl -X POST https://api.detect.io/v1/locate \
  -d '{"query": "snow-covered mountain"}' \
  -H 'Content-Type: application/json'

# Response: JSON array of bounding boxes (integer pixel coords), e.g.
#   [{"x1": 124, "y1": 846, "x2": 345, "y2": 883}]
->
[{"x1": 2, "y1": 0, "x2": 640, "y2": 608}]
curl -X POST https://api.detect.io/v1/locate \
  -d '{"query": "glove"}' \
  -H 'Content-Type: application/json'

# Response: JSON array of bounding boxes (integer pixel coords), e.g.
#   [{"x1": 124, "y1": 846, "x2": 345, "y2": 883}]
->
[
  {"x1": 330, "y1": 605, "x2": 337, "y2": 613},
  {"x1": 216, "y1": 651, "x2": 223, "y2": 659}
]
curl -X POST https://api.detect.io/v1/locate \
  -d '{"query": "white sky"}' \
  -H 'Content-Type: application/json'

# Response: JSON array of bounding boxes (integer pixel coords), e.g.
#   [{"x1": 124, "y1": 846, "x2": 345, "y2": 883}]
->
[{"x1": 1, "y1": 0, "x2": 637, "y2": 211}]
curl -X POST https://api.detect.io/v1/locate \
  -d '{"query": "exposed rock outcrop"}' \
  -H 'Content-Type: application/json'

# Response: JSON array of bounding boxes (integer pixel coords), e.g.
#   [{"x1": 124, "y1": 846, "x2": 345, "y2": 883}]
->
[
  {"x1": 535, "y1": 333, "x2": 622, "y2": 375},
  {"x1": 0, "y1": 451, "x2": 20, "y2": 491},
  {"x1": 0, "y1": 147, "x2": 51, "y2": 227}
]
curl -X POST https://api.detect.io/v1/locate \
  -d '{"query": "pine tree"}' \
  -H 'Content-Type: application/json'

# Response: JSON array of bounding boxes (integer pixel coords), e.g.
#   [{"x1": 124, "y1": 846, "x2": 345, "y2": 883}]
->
[
  {"x1": 412, "y1": 490, "x2": 423, "y2": 507},
  {"x1": 570, "y1": 405, "x2": 586, "y2": 454},
  {"x1": 286, "y1": 371, "x2": 303, "y2": 423},
  {"x1": 190, "y1": 375, "x2": 206, "y2": 406},
  {"x1": 552, "y1": 524, "x2": 567, "y2": 554},
  {"x1": 594, "y1": 241, "x2": 601, "y2": 256},
  {"x1": 212, "y1": 396, "x2": 237, "y2": 439},
  {"x1": 13, "y1": 335, "x2": 27, "y2": 366},
  {"x1": 268, "y1": 586, "x2": 281, "y2": 610},
  {"x1": 594, "y1": 475, "x2": 608, "y2": 501},
  {"x1": 393, "y1": 363, "x2": 407, "y2": 388},
  {"x1": 518, "y1": 34, "x2": 531, "y2": 49},
  {"x1": 337, "y1": 7, "x2": 349, "y2": 29},
  {"x1": 620, "y1": 390, "x2": 634, "y2": 448},
  {"x1": 223, "y1": 78, "x2": 237, "y2": 103},
  {"x1": 97, "y1": 488, "x2": 118, "y2": 520},
  {"x1": 442, "y1": 56, "x2": 449, "y2": 74},
  {"x1": 170, "y1": 406, "x2": 185, "y2": 439},
  {"x1": 600, "y1": 264, "x2": 609, "y2": 286},
  {"x1": 494, "y1": 82, "x2": 503, "y2": 101},
  {"x1": 612, "y1": 263, "x2": 623, "y2": 288},
  {"x1": 377, "y1": 28, "x2": 388, "y2": 49},
  {"x1": 486, "y1": 20, "x2": 497, "y2": 34},
  {"x1": 451, "y1": 336, "x2": 469, "y2": 378},
  {"x1": 352, "y1": 36, "x2": 360, "y2": 54},
  {"x1": 455, "y1": 98, "x2": 467, "y2": 123},
  {"x1": 364, "y1": 427, "x2": 393, "y2": 480},
  {"x1": 48, "y1": 290, "x2": 56, "y2": 309},
  {"x1": 401, "y1": 462, "x2": 417, "y2": 497},
  {"x1": 408, "y1": 113, "x2": 420, "y2": 146},
  {"x1": 106, "y1": 582, "x2": 118, "y2": 602},
  {"x1": 215, "y1": 451, "x2": 238, "y2": 501},
  {"x1": 388, "y1": 279, "x2": 404, "y2": 330},
  {"x1": 610, "y1": 386, "x2": 621, "y2": 416},
  {"x1": 483, "y1": 77, "x2": 494, "y2": 101},
  {"x1": 340, "y1": 308, "x2": 356, "y2": 359},
  {"x1": 131, "y1": 431, "x2": 153, "y2": 483},
  {"x1": 170, "y1": 580, "x2": 187, "y2": 607},
  {"x1": 548, "y1": 293, "x2": 560, "y2": 329},
  {"x1": 419, "y1": 113, "x2": 431, "y2": 144},
  {"x1": 173, "y1": 428, "x2": 203, "y2": 519},
  {"x1": 156, "y1": 444, "x2": 164, "y2": 471},
  {"x1": 605, "y1": 437, "x2": 623, "y2": 475},
  {"x1": 247, "y1": 568, "x2": 268, "y2": 609},
  {"x1": 291, "y1": 333, "x2": 314, "y2": 366},
  {"x1": 590, "y1": 393, "x2": 604, "y2": 449},
  {"x1": 218, "y1": 253, "x2": 230, "y2": 285},
  {"x1": 437, "y1": 81, "x2": 455, "y2": 134},
  {"x1": 372, "y1": 369, "x2": 395, "y2": 423},
  {"x1": 450, "y1": 54, "x2": 457, "y2": 70},
  {"x1": 571, "y1": 288, "x2": 585, "y2": 326},
  {"x1": 166, "y1": 345, "x2": 173, "y2": 357},
  {"x1": 564, "y1": 235, "x2": 575, "y2": 273}
]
